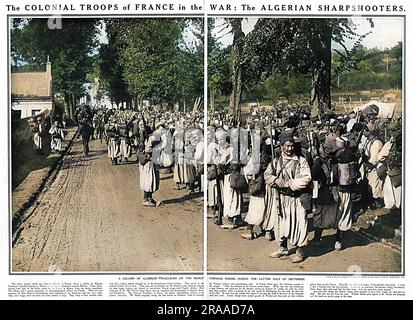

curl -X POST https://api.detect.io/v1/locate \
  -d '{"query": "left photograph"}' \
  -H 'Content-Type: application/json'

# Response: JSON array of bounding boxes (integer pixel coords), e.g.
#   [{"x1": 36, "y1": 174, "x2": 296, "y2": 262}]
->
[{"x1": 10, "y1": 18, "x2": 204, "y2": 272}]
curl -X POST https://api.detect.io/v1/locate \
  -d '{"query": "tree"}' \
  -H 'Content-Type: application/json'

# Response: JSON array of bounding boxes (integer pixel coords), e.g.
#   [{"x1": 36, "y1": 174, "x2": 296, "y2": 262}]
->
[
  {"x1": 390, "y1": 41, "x2": 402, "y2": 64},
  {"x1": 97, "y1": 31, "x2": 131, "y2": 107},
  {"x1": 332, "y1": 43, "x2": 402, "y2": 91},
  {"x1": 242, "y1": 18, "x2": 373, "y2": 114},
  {"x1": 11, "y1": 18, "x2": 100, "y2": 116},
  {"x1": 207, "y1": 19, "x2": 231, "y2": 112},
  {"x1": 104, "y1": 18, "x2": 203, "y2": 109},
  {"x1": 174, "y1": 18, "x2": 204, "y2": 110},
  {"x1": 226, "y1": 19, "x2": 245, "y2": 124}
]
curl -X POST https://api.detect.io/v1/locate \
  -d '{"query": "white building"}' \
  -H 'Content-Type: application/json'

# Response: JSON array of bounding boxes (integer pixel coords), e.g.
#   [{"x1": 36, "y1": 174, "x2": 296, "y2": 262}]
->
[
  {"x1": 81, "y1": 78, "x2": 152, "y2": 110},
  {"x1": 11, "y1": 62, "x2": 53, "y2": 119},
  {"x1": 80, "y1": 78, "x2": 112, "y2": 109}
]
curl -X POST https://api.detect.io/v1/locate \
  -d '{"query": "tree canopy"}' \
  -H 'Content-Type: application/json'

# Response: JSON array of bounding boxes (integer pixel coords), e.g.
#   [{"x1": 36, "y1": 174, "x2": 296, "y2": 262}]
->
[
  {"x1": 209, "y1": 18, "x2": 381, "y2": 116},
  {"x1": 11, "y1": 18, "x2": 204, "y2": 113},
  {"x1": 100, "y1": 18, "x2": 204, "y2": 109},
  {"x1": 242, "y1": 18, "x2": 373, "y2": 114},
  {"x1": 11, "y1": 18, "x2": 100, "y2": 114}
]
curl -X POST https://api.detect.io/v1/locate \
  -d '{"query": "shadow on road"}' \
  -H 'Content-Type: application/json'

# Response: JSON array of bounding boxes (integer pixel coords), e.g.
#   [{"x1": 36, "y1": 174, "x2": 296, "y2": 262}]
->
[
  {"x1": 305, "y1": 232, "x2": 372, "y2": 258},
  {"x1": 161, "y1": 192, "x2": 203, "y2": 205},
  {"x1": 159, "y1": 173, "x2": 173, "y2": 181}
]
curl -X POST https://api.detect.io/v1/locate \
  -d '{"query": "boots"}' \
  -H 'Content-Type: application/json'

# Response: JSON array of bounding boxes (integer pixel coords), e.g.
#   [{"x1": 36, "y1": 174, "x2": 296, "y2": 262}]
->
[
  {"x1": 264, "y1": 230, "x2": 274, "y2": 241},
  {"x1": 220, "y1": 217, "x2": 235, "y2": 229},
  {"x1": 269, "y1": 238, "x2": 288, "y2": 258},
  {"x1": 334, "y1": 241, "x2": 342, "y2": 251},
  {"x1": 241, "y1": 229, "x2": 254, "y2": 240},
  {"x1": 269, "y1": 247, "x2": 289, "y2": 258},
  {"x1": 292, "y1": 247, "x2": 306, "y2": 263}
]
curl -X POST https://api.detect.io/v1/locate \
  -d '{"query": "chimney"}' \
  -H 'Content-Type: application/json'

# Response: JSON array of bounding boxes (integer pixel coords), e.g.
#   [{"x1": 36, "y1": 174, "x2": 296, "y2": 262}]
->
[{"x1": 46, "y1": 57, "x2": 52, "y2": 96}]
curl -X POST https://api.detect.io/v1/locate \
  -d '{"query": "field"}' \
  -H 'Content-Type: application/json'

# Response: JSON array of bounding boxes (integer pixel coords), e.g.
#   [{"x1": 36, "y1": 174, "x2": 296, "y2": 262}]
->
[
  {"x1": 331, "y1": 88, "x2": 402, "y2": 116},
  {"x1": 212, "y1": 89, "x2": 403, "y2": 118}
]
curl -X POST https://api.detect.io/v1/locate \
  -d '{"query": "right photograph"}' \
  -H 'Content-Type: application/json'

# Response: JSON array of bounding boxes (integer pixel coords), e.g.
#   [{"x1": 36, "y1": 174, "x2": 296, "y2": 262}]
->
[{"x1": 207, "y1": 17, "x2": 403, "y2": 273}]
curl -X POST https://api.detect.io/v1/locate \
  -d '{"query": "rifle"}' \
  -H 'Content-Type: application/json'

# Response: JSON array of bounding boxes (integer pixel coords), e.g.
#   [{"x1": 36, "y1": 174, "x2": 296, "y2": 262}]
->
[
  {"x1": 214, "y1": 164, "x2": 223, "y2": 226},
  {"x1": 356, "y1": 122, "x2": 368, "y2": 170},
  {"x1": 307, "y1": 131, "x2": 313, "y2": 158},
  {"x1": 356, "y1": 122, "x2": 367, "y2": 147},
  {"x1": 237, "y1": 119, "x2": 241, "y2": 168},
  {"x1": 268, "y1": 126, "x2": 281, "y2": 173},
  {"x1": 314, "y1": 132, "x2": 321, "y2": 158},
  {"x1": 334, "y1": 119, "x2": 341, "y2": 134},
  {"x1": 384, "y1": 121, "x2": 388, "y2": 142},
  {"x1": 269, "y1": 126, "x2": 275, "y2": 168}
]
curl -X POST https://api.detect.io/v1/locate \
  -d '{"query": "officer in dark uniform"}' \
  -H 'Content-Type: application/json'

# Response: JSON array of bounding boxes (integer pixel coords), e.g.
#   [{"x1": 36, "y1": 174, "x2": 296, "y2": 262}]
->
[{"x1": 76, "y1": 104, "x2": 94, "y2": 156}]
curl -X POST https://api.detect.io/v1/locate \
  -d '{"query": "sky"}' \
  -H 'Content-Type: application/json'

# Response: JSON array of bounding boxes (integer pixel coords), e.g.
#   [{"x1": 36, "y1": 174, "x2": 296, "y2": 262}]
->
[
  {"x1": 212, "y1": 17, "x2": 404, "y2": 50},
  {"x1": 96, "y1": 19, "x2": 201, "y2": 50},
  {"x1": 96, "y1": 22, "x2": 108, "y2": 45}
]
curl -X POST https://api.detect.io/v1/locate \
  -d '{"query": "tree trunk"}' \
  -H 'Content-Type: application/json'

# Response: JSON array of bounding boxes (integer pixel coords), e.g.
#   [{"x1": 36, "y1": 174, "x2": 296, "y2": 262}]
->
[
  {"x1": 210, "y1": 89, "x2": 215, "y2": 113},
  {"x1": 64, "y1": 94, "x2": 71, "y2": 119},
  {"x1": 228, "y1": 19, "x2": 245, "y2": 125},
  {"x1": 312, "y1": 21, "x2": 332, "y2": 116},
  {"x1": 71, "y1": 94, "x2": 76, "y2": 119}
]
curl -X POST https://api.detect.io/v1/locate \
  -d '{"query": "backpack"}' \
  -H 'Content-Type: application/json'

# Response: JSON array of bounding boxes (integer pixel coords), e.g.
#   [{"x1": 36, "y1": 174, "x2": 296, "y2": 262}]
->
[
  {"x1": 387, "y1": 167, "x2": 402, "y2": 188},
  {"x1": 230, "y1": 172, "x2": 248, "y2": 192},
  {"x1": 248, "y1": 174, "x2": 264, "y2": 196},
  {"x1": 139, "y1": 154, "x2": 150, "y2": 166}
]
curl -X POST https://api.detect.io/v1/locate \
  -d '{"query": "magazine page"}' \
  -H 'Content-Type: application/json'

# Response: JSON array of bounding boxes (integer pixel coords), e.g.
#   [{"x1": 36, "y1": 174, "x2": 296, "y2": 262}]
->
[
  {"x1": 1, "y1": 0, "x2": 207, "y2": 301},
  {"x1": 0, "y1": 0, "x2": 412, "y2": 305},
  {"x1": 205, "y1": 0, "x2": 410, "y2": 301}
]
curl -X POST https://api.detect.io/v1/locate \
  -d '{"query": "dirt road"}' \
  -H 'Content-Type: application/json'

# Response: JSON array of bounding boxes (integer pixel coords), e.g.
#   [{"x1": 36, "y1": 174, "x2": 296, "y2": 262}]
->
[
  {"x1": 12, "y1": 137, "x2": 203, "y2": 272},
  {"x1": 208, "y1": 220, "x2": 401, "y2": 273},
  {"x1": 12, "y1": 135, "x2": 401, "y2": 274}
]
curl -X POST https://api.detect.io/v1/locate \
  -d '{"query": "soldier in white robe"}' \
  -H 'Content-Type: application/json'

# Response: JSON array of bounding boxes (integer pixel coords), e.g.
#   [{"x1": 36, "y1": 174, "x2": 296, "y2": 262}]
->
[
  {"x1": 241, "y1": 179, "x2": 266, "y2": 239},
  {"x1": 194, "y1": 130, "x2": 204, "y2": 193},
  {"x1": 105, "y1": 118, "x2": 120, "y2": 165},
  {"x1": 206, "y1": 134, "x2": 224, "y2": 218},
  {"x1": 118, "y1": 121, "x2": 132, "y2": 162},
  {"x1": 139, "y1": 135, "x2": 160, "y2": 206},
  {"x1": 159, "y1": 125, "x2": 174, "y2": 171},
  {"x1": 218, "y1": 135, "x2": 243, "y2": 229},
  {"x1": 264, "y1": 132, "x2": 311, "y2": 263},
  {"x1": 183, "y1": 130, "x2": 196, "y2": 191},
  {"x1": 173, "y1": 126, "x2": 185, "y2": 189},
  {"x1": 383, "y1": 174, "x2": 401, "y2": 209},
  {"x1": 375, "y1": 137, "x2": 400, "y2": 209},
  {"x1": 49, "y1": 121, "x2": 65, "y2": 153},
  {"x1": 363, "y1": 130, "x2": 389, "y2": 209},
  {"x1": 240, "y1": 130, "x2": 266, "y2": 240},
  {"x1": 30, "y1": 117, "x2": 43, "y2": 153}
]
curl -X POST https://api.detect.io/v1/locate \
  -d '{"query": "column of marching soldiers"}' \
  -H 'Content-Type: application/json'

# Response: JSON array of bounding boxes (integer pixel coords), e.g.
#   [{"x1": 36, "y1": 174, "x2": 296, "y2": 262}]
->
[
  {"x1": 207, "y1": 102, "x2": 402, "y2": 263},
  {"x1": 73, "y1": 104, "x2": 205, "y2": 207},
  {"x1": 39, "y1": 102, "x2": 401, "y2": 263}
]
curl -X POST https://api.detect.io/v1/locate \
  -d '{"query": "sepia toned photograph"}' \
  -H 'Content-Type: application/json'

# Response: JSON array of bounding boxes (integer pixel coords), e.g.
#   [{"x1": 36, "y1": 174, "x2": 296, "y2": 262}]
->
[
  {"x1": 10, "y1": 17, "x2": 204, "y2": 272},
  {"x1": 206, "y1": 17, "x2": 403, "y2": 273}
]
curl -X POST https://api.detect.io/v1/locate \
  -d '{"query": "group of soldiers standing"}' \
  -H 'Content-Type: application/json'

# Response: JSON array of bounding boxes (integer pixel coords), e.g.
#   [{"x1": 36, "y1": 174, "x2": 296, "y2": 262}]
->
[
  {"x1": 207, "y1": 104, "x2": 402, "y2": 263},
  {"x1": 28, "y1": 101, "x2": 401, "y2": 264},
  {"x1": 28, "y1": 112, "x2": 68, "y2": 155},
  {"x1": 74, "y1": 104, "x2": 205, "y2": 207}
]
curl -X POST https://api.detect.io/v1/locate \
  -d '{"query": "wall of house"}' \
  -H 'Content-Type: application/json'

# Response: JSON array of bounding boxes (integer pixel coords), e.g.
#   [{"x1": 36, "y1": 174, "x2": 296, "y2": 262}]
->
[
  {"x1": 11, "y1": 72, "x2": 51, "y2": 98},
  {"x1": 12, "y1": 101, "x2": 53, "y2": 119}
]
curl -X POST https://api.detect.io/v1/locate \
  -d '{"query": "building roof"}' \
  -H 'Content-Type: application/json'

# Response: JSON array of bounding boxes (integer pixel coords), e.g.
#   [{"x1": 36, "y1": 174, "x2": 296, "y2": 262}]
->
[{"x1": 11, "y1": 63, "x2": 52, "y2": 98}]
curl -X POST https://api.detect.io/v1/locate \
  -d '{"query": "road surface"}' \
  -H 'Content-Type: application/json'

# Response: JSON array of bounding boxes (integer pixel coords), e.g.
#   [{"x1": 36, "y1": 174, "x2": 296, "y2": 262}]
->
[
  {"x1": 207, "y1": 219, "x2": 401, "y2": 273},
  {"x1": 11, "y1": 135, "x2": 401, "y2": 274},
  {"x1": 12, "y1": 137, "x2": 203, "y2": 272}
]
